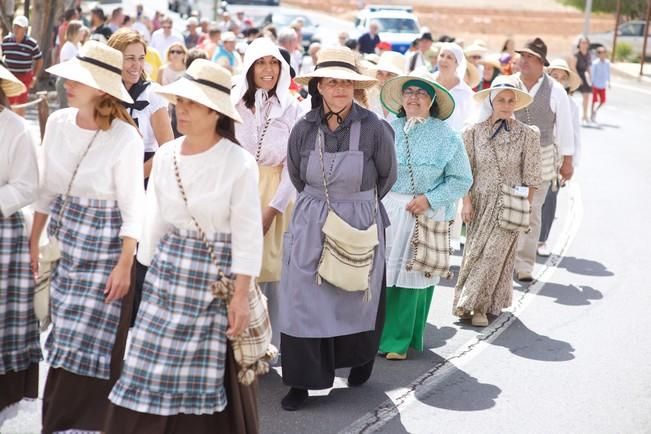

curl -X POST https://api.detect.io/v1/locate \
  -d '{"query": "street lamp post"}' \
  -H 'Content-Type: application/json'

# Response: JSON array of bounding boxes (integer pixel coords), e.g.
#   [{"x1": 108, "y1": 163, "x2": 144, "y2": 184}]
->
[
  {"x1": 640, "y1": 0, "x2": 651, "y2": 77},
  {"x1": 583, "y1": 0, "x2": 593, "y2": 36},
  {"x1": 611, "y1": 0, "x2": 621, "y2": 63}
]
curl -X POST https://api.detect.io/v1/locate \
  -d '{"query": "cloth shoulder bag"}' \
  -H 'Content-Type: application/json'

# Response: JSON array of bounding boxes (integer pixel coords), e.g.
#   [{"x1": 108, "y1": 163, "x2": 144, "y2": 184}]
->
[
  {"x1": 34, "y1": 131, "x2": 99, "y2": 331},
  {"x1": 402, "y1": 131, "x2": 453, "y2": 279},
  {"x1": 315, "y1": 128, "x2": 379, "y2": 300},
  {"x1": 172, "y1": 147, "x2": 276, "y2": 386},
  {"x1": 488, "y1": 128, "x2": 531, "y2": 233}
]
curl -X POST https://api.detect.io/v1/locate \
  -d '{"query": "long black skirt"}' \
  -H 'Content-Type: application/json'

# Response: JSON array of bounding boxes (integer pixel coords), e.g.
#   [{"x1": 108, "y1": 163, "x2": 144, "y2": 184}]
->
[
  {"x1": 281, "y1": 274, "x2": 386, "y2": 390},
  {"x1": 0, "y1": 363, "x2": 39, "y2": 414}
]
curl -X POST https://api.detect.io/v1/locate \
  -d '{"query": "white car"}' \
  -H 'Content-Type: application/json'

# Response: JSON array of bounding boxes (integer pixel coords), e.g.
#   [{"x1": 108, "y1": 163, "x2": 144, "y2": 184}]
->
[
  {"x1": 354, "y1": 5, "x2": 420, "y2": 54},
  {"x1": 587, "y1": 20, "x2": 651, "y2": 60}
]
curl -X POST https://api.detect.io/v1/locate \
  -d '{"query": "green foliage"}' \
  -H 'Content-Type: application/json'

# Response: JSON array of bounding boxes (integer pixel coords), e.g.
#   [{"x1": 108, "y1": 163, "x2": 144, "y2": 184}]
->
[
  {"x1": 559, "y1": 0, "x2": 649, "y2": 19},
  {"x1": 614, "y1": 41, "x2": 634, "y2": 61}
]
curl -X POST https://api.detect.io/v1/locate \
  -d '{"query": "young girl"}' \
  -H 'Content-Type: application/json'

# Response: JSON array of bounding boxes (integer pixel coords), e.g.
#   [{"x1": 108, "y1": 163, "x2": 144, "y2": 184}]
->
[{"x1": 30, "y1": 41, "x2": 145, "y2": 433}]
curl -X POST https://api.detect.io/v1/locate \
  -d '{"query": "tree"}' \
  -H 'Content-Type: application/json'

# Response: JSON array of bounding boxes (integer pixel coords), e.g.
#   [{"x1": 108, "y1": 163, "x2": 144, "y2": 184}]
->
[
  {"x1": 560, "y1": 0, "x2": 648, "y2": 19},
  {"x1": 30, "y1": 0, "x2": 63, "y2": 85}
]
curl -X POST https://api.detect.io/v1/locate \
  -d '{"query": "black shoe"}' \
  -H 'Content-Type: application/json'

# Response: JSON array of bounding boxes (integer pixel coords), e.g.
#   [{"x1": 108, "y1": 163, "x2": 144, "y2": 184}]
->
[
  {"x1": 281, "y1": 387, "x2": 308, "y2": 411},
  {"x1": 347, "y1": 360, "x2": 374, "y2": 387}
]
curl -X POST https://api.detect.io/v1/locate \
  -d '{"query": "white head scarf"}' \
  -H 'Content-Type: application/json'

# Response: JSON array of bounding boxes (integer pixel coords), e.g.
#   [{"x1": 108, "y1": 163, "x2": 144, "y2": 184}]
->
[
  {"x1": 231, "y1": 37, "x2": 293, "y2": 119},
  {"x1": 439, "y1": 42, "x2": 467, "y2": 82},
  {"x1": 477, "y1": 88, "x2": 519, "y2": 123}
]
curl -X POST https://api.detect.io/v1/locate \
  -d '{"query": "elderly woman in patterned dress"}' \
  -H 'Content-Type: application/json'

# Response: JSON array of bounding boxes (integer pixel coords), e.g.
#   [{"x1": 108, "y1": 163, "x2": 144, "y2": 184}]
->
[
  {"x1": 0, "y1": 63, "x2": 41, "y2": 425},
  {"x1": 453, "y1": 75, "x2": 541, "y2": 327},
  {"x1": 378, "y1": 69, "x2": 472, "y2": 360},
  {"x1": 106, "y1": 59, "x2": 263, "y2": 434}
]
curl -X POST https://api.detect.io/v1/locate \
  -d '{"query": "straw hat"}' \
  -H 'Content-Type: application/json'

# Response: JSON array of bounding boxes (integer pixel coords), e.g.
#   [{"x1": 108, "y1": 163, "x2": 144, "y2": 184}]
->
[
  {"x1": 479, "y1": 54, "x2": 502, "y2": 71},
  {"x1": 155, "y1": 59, "x2": 242, "y2": 123},
  {"x1": 464, "y1": 43, "x2": 487, "y2": 58},
  {"x1": 465, "y1": 62, "x2": 481, "y2": 89},
  {"x1": 380, "y1": 68, "x2": 455, "y2": 120},
  {"x1": 46, "y1": 41, "x2": 132, "y2": 104},
  {"x1": 374, "y1": 51, "x2": 405, "y2": 76},
  {"x1": 473, "y1": 74, "x2": 533, "y2": 112},
  {"x1": 546, "y1": 58, "x2": 581, "y2": 92},
  {"x1": 0, "y1": 63, "x2": 27, "y2": 97},
  {"x1": 295, "y1": 47, "x2": 377, "y2": 89}
]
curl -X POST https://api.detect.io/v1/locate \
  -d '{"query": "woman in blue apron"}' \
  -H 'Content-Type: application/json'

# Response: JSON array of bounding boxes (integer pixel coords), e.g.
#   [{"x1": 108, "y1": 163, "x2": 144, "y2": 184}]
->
[
  {"x1": 106, "y1": 59, "x2": 263, "y2": 434},
  {"x1": 279, "y1": 47, "x2": 397, "y2": 411},
  {"x1": 29, "y1": 41, "x2": 145, "y2": 433},
  {"x1": 0, "y1": 64, "x2": 42, "y2": 425}
]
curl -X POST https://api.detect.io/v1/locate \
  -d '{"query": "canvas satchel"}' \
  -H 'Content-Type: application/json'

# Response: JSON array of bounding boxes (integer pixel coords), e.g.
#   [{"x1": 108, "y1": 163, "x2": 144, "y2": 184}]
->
[
  {"x1": 172, "y1": 146, "x2": 276, "y2": 385},
  {"x1": 315, "y1": 128, "x2": 379, "y2": 300}
]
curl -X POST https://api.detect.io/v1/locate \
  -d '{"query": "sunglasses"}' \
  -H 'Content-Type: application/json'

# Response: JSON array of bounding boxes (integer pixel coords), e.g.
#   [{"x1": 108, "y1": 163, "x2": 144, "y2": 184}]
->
[{"x1": 169, "y1": 50, "x2": 184, "y2": 55}]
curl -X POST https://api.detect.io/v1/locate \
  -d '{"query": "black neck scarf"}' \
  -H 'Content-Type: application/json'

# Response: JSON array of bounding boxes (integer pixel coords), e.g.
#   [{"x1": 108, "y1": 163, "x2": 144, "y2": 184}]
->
[
  {"x1": 323, "y1": 101, "x2": 350, "y2": 125},
  {"x1": 123, "y1": 79, "x2": 151, "y2": 112}
]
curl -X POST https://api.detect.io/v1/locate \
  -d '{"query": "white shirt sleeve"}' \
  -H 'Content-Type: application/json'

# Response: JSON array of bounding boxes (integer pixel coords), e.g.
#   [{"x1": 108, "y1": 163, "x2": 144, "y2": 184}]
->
[
  {"x1": 230, "y1": 155, "x2": 263, "y2": 276},
  {"x1": 570, "y1": 99, "x2": 582, "y2": 167},
  {"x1": 113, "y1": 130, "x2": 146, "y2": 240},
  {"x1": 550, "y1": 81, "x2": 575, "y2": 156},
  {"x1": 136, "y1": 151, "x2": 172, "y2": 266},
  {"x1": 0, "y1": 127, "x2": 39, "y2": 217},
  {"x1": 34, "y1": 113, "x2": 60, "y2": 215}
]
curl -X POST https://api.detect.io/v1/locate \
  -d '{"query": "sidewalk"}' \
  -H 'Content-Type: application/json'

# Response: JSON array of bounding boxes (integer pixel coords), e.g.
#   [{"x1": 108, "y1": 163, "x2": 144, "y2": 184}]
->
[{"x1": 610, "y1": 62, "x2": 651, "y2": 84}]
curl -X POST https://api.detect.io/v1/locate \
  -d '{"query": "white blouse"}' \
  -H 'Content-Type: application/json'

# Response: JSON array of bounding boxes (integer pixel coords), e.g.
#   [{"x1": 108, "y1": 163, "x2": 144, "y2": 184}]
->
[
  {"x1": 35, "y1": 108, "x2": 145, "y2": 240},
  {"x1": 0, "y1": 109, "x2": 39, "y2": 217},
  {"x1": 234, "y1": 95, "x2": 302, "y2": 213},
  {"x1": 445, "y1": 81, "x2": 477, "y2": 132},
  {"x1": 129, "y1": 83, "x2": 168, "y2": 153},
  {"x1": 137, "y1": 138, "x2": 263, "y2": 277}
]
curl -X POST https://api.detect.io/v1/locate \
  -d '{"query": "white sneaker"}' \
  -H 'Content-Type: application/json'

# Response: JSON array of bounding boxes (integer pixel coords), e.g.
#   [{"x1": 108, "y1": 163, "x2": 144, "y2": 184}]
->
[{"x1": 537, "y1": 243, "x2": 552, "y2": 257}]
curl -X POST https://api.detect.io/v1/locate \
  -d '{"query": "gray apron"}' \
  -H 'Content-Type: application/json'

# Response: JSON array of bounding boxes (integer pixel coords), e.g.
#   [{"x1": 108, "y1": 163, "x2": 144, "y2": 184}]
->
[{"x1": 279, "y1": 121, "x2": 386, "y2": 338}]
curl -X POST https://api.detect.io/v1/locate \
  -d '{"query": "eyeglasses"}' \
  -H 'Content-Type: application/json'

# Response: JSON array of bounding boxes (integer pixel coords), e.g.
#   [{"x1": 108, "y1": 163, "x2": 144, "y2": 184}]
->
[
  {"x1": 169, "y1": 50, "x2": 184, "y2": 55},
  {"x1": 402, "y1": 88, "x2": 430, "y2": 98}
]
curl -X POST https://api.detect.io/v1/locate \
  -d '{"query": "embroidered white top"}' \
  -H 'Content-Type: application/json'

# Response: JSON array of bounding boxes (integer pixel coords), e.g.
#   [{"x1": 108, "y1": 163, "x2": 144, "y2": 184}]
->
[
  {"x1": 34, "y1": 108, "x2": 145, "y2": 240},
  {"x1": 137, "y1": 137, "x2": 263, "y2": 277},
  {"x1": 0, "y1": 109, "x2": 38, "y2": 217},
  {"x1": 234, "y1": 94, "x2": 302, "y2": 213}
]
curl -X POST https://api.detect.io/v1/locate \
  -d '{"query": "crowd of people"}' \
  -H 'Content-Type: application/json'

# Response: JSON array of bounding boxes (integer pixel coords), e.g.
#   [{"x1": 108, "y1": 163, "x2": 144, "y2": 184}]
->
[{"x1": 0, "y1": 3, "x2": 603, "y2": 433}]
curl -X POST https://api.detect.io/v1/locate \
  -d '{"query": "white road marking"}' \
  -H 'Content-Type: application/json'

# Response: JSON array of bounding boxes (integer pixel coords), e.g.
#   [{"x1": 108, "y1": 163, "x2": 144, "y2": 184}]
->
[{"x1": 340, "y1": 182, "x2": 584, "y2": 434}]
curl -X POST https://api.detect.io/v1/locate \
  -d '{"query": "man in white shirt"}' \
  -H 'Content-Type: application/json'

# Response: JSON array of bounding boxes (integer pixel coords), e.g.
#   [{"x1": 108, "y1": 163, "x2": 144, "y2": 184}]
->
[
  {"x1": 277, "y1": 27, "x2": 302, "y2": 75},
  {"x1": 150, "y1": 16, "x2": 184, "y2": 58},
  {"x1": 513, "y1": 37, "x2": 575, "y2": 282}
]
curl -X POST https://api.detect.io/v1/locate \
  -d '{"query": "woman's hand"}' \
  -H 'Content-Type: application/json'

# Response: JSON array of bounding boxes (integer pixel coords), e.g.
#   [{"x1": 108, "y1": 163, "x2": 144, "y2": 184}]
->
[
  {"x1": 29, "y1": 237, "x2": 40, "y2": 280},
  {"x1": 262, "y1": 206, "x2": 280, "y2": 236},
  {"x1": 406, "y1": 195, "x2": 430, "y2": 216},
  {"x1": 227, "y1": 289, "x2": 251, "y2": 338},
  {"x1": 461, "y1": 199, "x2": 474, "y2": 224},
  {"x1": 104, "y1": 261, "x2": 132, "y2": 303}
]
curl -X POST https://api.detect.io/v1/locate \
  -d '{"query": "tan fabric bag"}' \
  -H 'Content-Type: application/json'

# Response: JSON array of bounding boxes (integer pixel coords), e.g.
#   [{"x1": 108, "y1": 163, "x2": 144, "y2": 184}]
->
[
  {"x1": 402, "y1": 132, "x2": 453, "y2": 279},
  {"x1": 34, "y1": 131, "x2": 99, "y2": 332},
  {"x1": 172, "y1": 147, "x2": 277, "y2": 385},
  {"x1": 315, "y1": 129, "x2": 379, "y2": 300}
]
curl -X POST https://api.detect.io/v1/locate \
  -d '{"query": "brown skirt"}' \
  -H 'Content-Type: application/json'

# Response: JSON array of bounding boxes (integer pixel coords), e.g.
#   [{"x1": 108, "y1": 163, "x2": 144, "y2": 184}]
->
[
  {"x1": 0, "y1": 363, "x2": 39, "y2": 412},
  {"x1": 41, "y1": 267, "x2": 135, "y2": 434},
  {"x1": 103, "y1": 344, "x2": 259, "y2": 434}
]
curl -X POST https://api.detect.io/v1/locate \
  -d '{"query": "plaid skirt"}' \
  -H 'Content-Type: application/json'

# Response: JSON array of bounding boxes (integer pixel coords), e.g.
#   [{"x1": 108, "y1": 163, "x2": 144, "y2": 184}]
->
[
  {"x1": 0, "y1": 212, "x2": 41, "y2": 374},
  {"x1": 109, "y1": 228, "x2": 230, "y2": 416},
  {"x1": 45, "y1": 195, "x2": 124, "y2": 380}
]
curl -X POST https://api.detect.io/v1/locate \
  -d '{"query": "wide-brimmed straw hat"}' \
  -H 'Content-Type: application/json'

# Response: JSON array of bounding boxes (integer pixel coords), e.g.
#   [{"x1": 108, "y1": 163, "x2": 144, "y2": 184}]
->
[
  {"x1": 380, "y1": 68, "x2": 455, "y2": 120},
  {"x1": 0, "y1": 63, "x2": 27, "y2": 97},
  {"x1": 295, "y1": 47, "x2": 377, "y2": 89},
  {"x1": 546, "y1": 58, "x2": 581, "y2": 92},
  {"x1": 374, "y1": 50, "x2": 406, "y2": 76},
  {"x1": 464, "y1": 43, "x2": 487, "y2": 58},
  {"x1": 473, "y1": 74, "x2": 533, "y2": 111},
  {"x1": 155, "y1": 58, "x2": 242, "y2": 123},
  {"x1": 479, "y1": 54, "x2": 502, "y2": 71},
  {"x1": 46, "y1": 41, "x2": 132, "y2": 104}
]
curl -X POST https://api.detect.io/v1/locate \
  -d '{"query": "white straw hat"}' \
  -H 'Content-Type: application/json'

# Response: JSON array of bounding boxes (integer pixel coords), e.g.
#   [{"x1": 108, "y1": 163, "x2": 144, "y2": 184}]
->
[
  {"x1": 465, "y1": 62, "x2": 481, "y2": 89},
  {"x1": 546, "y1": 58, "x2": 582, "y2": 92},
  {"x1": 473, "y1": 74, "x2": 533, "y2": 112},
  {"x1": 295, "y1": 47, "x2": 377, "y2": 89},
  {"x1": 0, "y1": 63, "x2": 27, "y2": 97},
  {"x1": 373, "y1": 50, "x2": 406, "y2": 76},
  {"x1": 380, "y1": 68, "x2": 456, "y2": 120},
  {"x1": 479, "y1": 53, "x2": 502, "y2": 71},
  {"x1": 155, "y1": 59, "x2": 242, "y2": 123},
  {"x1": 464, "y1": 43, "x2": 487, "y2": 57},
  {"x1": 46, "y1": 41, "x2": 132, "y2": 104}
]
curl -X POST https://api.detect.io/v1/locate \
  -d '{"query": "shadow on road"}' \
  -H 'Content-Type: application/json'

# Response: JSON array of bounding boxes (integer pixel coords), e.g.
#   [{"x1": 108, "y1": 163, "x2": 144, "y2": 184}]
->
[
  {"x1": 413, "y1": 364, "x2": 501, "y2": 412},
  {"x1": 490, "y1": 318, "x2": 575, "y2": 362},
  {"x1": 537, "y1": 283, "x2": 604, "y2": 306},
  {"x1": 424, "y1": 323, "x2": 458, "y2": 349},
  {"x1": 557, "y1": 256, "x2": 614, "y2": 277}
]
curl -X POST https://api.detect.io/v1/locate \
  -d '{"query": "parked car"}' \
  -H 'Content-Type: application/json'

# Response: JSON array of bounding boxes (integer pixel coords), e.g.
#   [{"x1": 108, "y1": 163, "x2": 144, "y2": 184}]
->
[
  {"x1": 587, "y1": 20, "x2": 651, "y2": 60},
  {"x1": 354, "y1": 5, "x2": 420, "y2": 54},
  {"x1": 226, "y1": 0, "x2": 280, "y2": 6},
  {"x1": 261, "y1": 12, "x2": 320, "y2": 51}
]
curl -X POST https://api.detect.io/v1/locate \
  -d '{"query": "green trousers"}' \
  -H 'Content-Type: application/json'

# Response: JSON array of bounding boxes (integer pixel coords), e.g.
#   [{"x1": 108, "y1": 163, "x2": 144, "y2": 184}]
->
[{"x1": 379, "y1": 286, "x2": 435, "y2": 354}]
